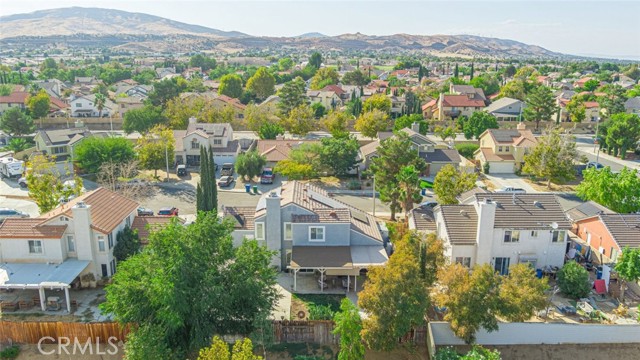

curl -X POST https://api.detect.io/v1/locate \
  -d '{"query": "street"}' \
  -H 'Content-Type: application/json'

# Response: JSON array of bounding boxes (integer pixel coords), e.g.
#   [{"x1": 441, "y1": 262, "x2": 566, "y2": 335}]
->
[{"x1": 573, "y1": 135, "x2": 640, "y2": 173}]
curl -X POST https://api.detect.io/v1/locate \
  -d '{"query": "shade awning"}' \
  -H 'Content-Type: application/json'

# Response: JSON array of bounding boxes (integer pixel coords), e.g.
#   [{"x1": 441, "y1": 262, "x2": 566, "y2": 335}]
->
[
  {"x1": 350, "y1": 246, "x2": 388, "y2": 267},
  {"x1": 290, "y1": 246, "x2": 352, "y2": 269},
  {"x1": 0, "y1": 259, "x2": 90, "y2": 288}
]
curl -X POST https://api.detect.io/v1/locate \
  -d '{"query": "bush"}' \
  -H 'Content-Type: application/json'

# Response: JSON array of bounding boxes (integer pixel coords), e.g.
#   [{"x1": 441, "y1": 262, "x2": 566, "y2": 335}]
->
[
  {"x1": 483, "y1": 162, "x2": 490, "y2": 174},
  {"x1": 455, "y1": 143, "x2": 480, "y2": 160},
  {"x1": 557, "y1": 261, "x2": 591, "y2": 299},
  {"x1": 436, "y1": 347, "x2": 461, "y2": 360},
  {"x1": 347, "y1": 180, "x2": 362, "y2": 190},
  {"x1": 308, "y1": 304, "x2": 335, "y2": 320},
  {"x1": 0, "y1": 345, "x2": 20, "y2": 360}
]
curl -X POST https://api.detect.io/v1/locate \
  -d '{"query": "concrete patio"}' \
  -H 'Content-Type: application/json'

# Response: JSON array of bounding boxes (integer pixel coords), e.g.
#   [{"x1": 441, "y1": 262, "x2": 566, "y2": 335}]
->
[{"x1": 0, "y1": 288, "x2": 109, "y2": 321}]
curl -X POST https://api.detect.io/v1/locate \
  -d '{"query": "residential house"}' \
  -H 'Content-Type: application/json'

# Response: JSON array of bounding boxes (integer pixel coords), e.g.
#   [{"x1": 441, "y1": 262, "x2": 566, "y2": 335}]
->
[
  {"x1": 625, "y1": 97, "x2": 640, "y2": 115},
  {"x1": 34, "y1": 127, "x2": 93, "y2": 162},
  {"x1": 449, "y1": 84, "x2": 487, "y2": 102},
  {"x1": 131, "y1": 216, "x2": 185, "y2": 245},
  {"x1": 572, "y1": 213, "x2": 640, "y2": 264},
  {"x1": 474, "y1": 123, "x2": 537, "y2": 174},
  {"x1": 428, "y1": 94, "x2": 486, "y2": 120},
  {"x1": 256, "y1": 138, "x2": 320, "y2": 168},
  {"x1": 0, "y1": 91, "x2": 28, "y2": 115},
  {"x1": 174, "y1": 117, "x2": 240, "y2": 167},
  {"x1": 388, "y1": 94, "x2": 406, "y2": 117},
  {"x1": 34, "y1": 79, "x2": 70, "y2": 99},
  {"x1": 223, "y1": 181, "x2": 388, "y2": 290},
  {"x1": 408, "y1": 208, "x2": 437, "y2": 234},
  {"x1": 434, "y1": 193, "x2": 572, "y2": 272},
  {"x1": 74, "y1": 77, "x2": 100, "y2": 86},
  {"x1": 114, "y1": 84, "x2": 153, "y2": 99},
  {"x1": 558, "y1": 99, "x2": 600, "y2": 122},
  {"x1": 259, "y1": 95, "x2": 281, "y2": 112},
  {"x1": 69, "y1": 94, "x2": 115, "y2": 118},
  {"x1": 179, "y1": 92, "x2": 246, "y2": 121},
  {"x1": 116, "y1": 97, "x2": 145, "y2": 117},
  {"x1": 307, "y1": 90, "x2": 342, "y2": 110},
  {"x1": 0, "y1": 188, "x2": 139, "y2": 311},
  {"x1": 155, "y1": 67, "x2": 176, "y2": 79},
  {"x1": 483, "y1": 97, "x2": 524, "y2": 121}
]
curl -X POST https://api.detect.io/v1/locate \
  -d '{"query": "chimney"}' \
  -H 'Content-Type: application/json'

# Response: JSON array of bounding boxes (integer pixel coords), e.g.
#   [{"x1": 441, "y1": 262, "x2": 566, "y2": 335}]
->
[
  {"x1": 438, "y1": 93, "x2": 445, "y2": 121},
  {"x1": 188, "y1": 116, "x2": 198, "y2": 124},
  {"x1": 516, "y1": 122, "x2": 526, "y2": 131},
  {"x1": 71, "y1": 202, "x2": 95, "y2": 264},
  {"x1": 411, "y1": 122, "x2": 420, "y2": 133},
  {"x1": 475, "y1": 198, "x2": 496, "y2": 265},
  {"x1": 265, "y1": 191, "x2": 282, "y2": 270}
]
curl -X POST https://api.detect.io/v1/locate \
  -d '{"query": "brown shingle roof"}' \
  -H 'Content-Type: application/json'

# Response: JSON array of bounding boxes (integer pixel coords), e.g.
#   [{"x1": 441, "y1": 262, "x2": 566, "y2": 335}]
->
[
  {"x1": 442, "y1": 95, "x2": 485, "y2": 108},
  {"x1": 474, "y1": 193, "x2": 572, "y2": 229},
  {"x1": 223, "y1": 206, "x2": 255, "y2": 230},
  {"x1": 257, "y1": 140, "x2": 319, "y2": 162},
  {"x1": 478, "y1": 148, "x2": 515, "y2": 162},
  {"x1": 0, "y1": 219, "x2": 67, "y2": 239},
  {"x1": 131, "y1": 216, "x2": 184, "y2": 244},
  {"x1": 439, "y1": 205, "x2": 478, "y2": 245},
  {"x1": 599, "y1": 214, "x2": 640, "y2": 248},
  {"x1": 409, "y1": 208, "x2": 437, "y2": 233},
  {"x1": 0, "y1": 91, "x2": 28, "y2": 104}
]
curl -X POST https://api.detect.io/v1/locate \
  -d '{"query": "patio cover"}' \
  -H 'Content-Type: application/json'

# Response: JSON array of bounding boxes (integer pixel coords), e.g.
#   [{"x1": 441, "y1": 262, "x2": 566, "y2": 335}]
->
[
  {"x1": 290, "y1": 246, "x2": 352, "y2": 269},
  {"x1": 0, "y1": 259, "x2": 90, "y2": 288},
  {"x1": 350, "y1": 246, "x2": 388, "y2": 268}
]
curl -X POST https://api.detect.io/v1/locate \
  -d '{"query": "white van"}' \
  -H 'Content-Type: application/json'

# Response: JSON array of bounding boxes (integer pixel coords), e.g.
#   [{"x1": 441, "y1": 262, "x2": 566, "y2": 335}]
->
[{"x1": 0, "y1": 157, "x2": 24, "y2": 179}]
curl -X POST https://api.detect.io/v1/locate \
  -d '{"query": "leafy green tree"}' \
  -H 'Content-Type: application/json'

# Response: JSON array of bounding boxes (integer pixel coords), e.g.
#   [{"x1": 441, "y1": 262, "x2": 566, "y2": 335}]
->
[
  {"x1": 362, "y1": 93, "x2": 391, "y2": 114},
  {"x1": 393, "y1": 114, "x2": 427, "y2": 133},
  {"x1": 433, "y1": 164, "x2": 477, "y2": 205},
  {"x1": 522, "y1": 128, "x2": 581, "y2": 189},
  {"x1": 230, "y1": 338, "x2": 262, "y2": 360},
  {"x1": 123, "y1": 105, "x2": 166, "y2": 133},
  {"x1": 347, "y1": 97, "x2": 363, "y2": 117},
  {"x1": 321, "y1": 111, "x2": 353, "y2": 137},
  {"x1": 397, "y1": 165, "x2": 422, "y2": 218},
  {"x1": 273, "y1": 160, "x2": 315, "y2": 180},
  {"x1": 26, "y1": 89, "x2": 50, "y2": 120},
  {"x1": 0, "y1": 108, "x2": 34, "y2": 136},
  {"x1": 101, "y1": 212, "x2": 279, "y2": 359},
  {"x1": 470, "y1": 75, "x2": 500, "y2": 96},
  {"x1": 189, "y1": 54, "x2": 217, "y2": 71},
  {"x1": 93, "y1": 93, "x2": 106, "y2": 118},
  {"x1": 0, "y1": 84, "x2": 13, "y2": 96},
  {"x1": 132, "y1": 69, "x2": 157, "y2": 85},
  {"x1": 566, "y1": 99, "x2": 586, "y2": 123},
  {"x1": 309, "y1": 52, "x2": 322, "y2": 69},
  {"x1": 319, "y1": 136, "x2": 359, "y2": 176},
  {"x1": 598, "y1": 84, "x2": 626, "y2": 115},
  {"x1": 503, "y1": 65, "x2": 517, "y2": 78},
  {"x1": 333, "y1": 298, "x2": 365, "y2": 360},
  {"x1": 460, "y1": 112, "x2": 499, "y2": 139},
  {"x1": 244, "y1": 104, "x2": 278, "y2": 132},
  {"x1": 277, "y1": 58, "x2": 294, "y2": 71},
  {"x1": 246, "y1": 67, "x2": 276, "y2": 100},
  {"x1": 523, "y1": 86, "x2": 557, "y2": 130},
  {"x1": 435, "y1": 125, "x2": 456, "y2": 142},
  {"x1": 577, "y1": 167, "x2": 640, "y2": 213},
  {"x1": 74, "y1": 136, "x2": 136, "y2": 175},
  {"x1": 615, "y1": 248, "x2": 640, "y2": 302},
  {"x1": 277, "y1": 77, "x2": 308, "y2": 116},
  {"x1": 355, "y1": 109, "x2": 391, "y2": 139},
  {"x1": 4, "y1": 138, "x2": 33, "y2": 152},
  {"x1": 147, "y1": 77, "x2": 187, "y2": 107},
  {"x1": 198, "y1": 336, "x2": 230, "y2": 360},
  {"x1": 455, "y1": 143, "x2": 480, "y2": 160},
  {"x1": 557, "y1": 261, "x2": 591, "y2": 299},
  {"x1": 197, "y1": 146, "x2": 218, "y2": 212},
  {"x1": 582, "y1": 79, "x2": 600, "y2": 92},
  {"x1": 369, "y1": 132, "x2": 426, "y2": 220},
  {"x1": 311, "y1": 102, "x2": 326, "y2": 118},
  {"x1": 283, "y1": 105, "x2": 315, "y2": 136},
  {"x1": 113, "y1": 226, "x2": 140, "y2": 262},
  {"x1": 310, "y1": 67, "x2": 339, "y2": 90},
  {"x1": 235, "y1": 150, "x2": 267, "y2": 182},
  {"x1": 137, "y1": 125, "x2": 175, "y2": 178},
  {"x1": 341, "y1": 69, "x2": 370, "y2": 86},
  {"x1": 605, "y1": 113, "x2": 640, "y2": 159},
  {"x1": 257, "y1": 122, "x2": 284, "y2": 140},
  {"x1": 218, "y1": 74, "x2": 243, "y2": 99},
  {"x1": 26, "y1": 154, "x2": 83, "y2": 213}
]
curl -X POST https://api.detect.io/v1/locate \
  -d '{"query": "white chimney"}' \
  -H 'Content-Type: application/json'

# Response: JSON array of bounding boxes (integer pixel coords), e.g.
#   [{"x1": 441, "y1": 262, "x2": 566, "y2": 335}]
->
[
  {"x1": 71, "y1": 202, "x2": 94, "y2": 263},
  {"x1": 475, "y1": 198, "x2": 496, "y2": 265},
  {"x1": 411, "y1": 122, "x2": 420, "y2": 133},
  {"x1": 265, "y1": 191, "x2": 282, "y2": 270},
  {"x1": 188, "y1": 116, "x2": 198, "y2": 124}
]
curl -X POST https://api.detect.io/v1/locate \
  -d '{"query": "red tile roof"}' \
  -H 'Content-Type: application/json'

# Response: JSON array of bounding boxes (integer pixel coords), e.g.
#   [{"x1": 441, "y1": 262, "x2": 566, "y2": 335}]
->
[
  {"x1": 441, "y1": 95, "x2": 485, "y2": 108},
  {"x1": 0, "y1": 219, "x2": 67, "y2": 239},
  {"x1": 0, "y1": 91, "x2": 28, "y2": 104},
  {"x1": 131, "y1": 216, "x2": 184, "y2": 244}
]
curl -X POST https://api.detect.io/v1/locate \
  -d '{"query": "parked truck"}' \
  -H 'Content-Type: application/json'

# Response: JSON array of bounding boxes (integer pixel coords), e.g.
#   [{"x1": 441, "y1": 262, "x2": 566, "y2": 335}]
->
[{"x1": 0, "y1": 157, "x2": 24, "y2": 179}]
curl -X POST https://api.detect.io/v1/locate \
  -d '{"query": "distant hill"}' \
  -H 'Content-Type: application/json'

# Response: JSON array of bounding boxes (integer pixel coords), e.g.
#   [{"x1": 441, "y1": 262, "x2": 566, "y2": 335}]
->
[
  {"x1": 0, "y1": 7, "x2": 248, "y2": 38},
  {"x1": 1, "y1": 7, "x2": 573, "y2": 59}
]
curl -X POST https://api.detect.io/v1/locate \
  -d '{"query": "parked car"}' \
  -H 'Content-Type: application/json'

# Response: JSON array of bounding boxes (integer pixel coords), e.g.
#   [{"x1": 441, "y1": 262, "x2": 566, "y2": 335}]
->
[
  {"x1": 418, "y1": 200, "x2": 438, "y2": 210},
  {"x1": 0, "y1": 208, "x2": 29, "y2": 222},
  {"x1": 220, "y1": 163, "x2": 234, "y2": 176},
  {"x1": 18, "y1": 177, "x2": 27, "y2": 188},
  {"x1": 495, "y1": 187, "x2": 526, "y2": 193},
  {"x1": 218, "y1": 176, "x2": 234, "y2": 187},
  {"x1": 157, "y1": 207, "x2": 179, "y2": 216},
  {"x1": 586, "y1": 161, "x2": 605, "y2": 170},
  {"x1": 176, "y1": 164, "x2": 187, "y2": 177},
  {"x1": 137, "y1": 207, "x2": 154, "y2": 216},
  {"x1": 260, "y1": 167, "x2": 275, "y2": 184}
]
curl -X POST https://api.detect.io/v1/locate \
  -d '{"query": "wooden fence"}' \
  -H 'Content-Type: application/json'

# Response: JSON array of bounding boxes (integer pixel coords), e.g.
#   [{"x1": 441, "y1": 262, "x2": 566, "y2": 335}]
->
[
  {"x1": 272, "y1": 320, "x2": 337, "y2": 345},
  {"x1": 0, "y1": 321, "x2": 129, "y2": 344}
]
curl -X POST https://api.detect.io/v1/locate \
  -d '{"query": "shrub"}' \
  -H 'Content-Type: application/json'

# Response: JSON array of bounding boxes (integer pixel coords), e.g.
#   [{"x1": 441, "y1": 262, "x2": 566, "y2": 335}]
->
[
  {"x1": 0, "y1": 345, "x2": 20, "y2": 360},
  {"x1": 435, "y1": 347, "x2": 461, "y2": 360},
  {"x1": 347, "y1": 180, "x2": 362, "y2": 190},
  {"x1": 455, "y1": 143, "x2": 480, "y2": 159},
  {"x1": 557, "y1": 261, "x2": 591, "y2": 299},
  {"x1": 308, "y1": 304, "x2": 335, "y2": 320},
  {"x1": 483, "y1": 162, "x2": 490, "y2": 174}
]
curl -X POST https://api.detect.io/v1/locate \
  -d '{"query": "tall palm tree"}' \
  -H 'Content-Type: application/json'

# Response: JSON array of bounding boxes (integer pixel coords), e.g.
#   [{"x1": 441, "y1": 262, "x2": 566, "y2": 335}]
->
[{"x1": 94, "y1": 93, "x2": 106, "y2": 118}]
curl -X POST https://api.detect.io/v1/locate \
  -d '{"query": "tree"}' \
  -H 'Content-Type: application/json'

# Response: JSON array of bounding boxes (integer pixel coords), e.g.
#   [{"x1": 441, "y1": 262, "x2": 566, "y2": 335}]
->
[
  {"x1": 257, "y1": 122, "x2": 284, "y2": 140},
  {"x1": 321, "y1": 111, "x2": 353, "y2": 137},
  {"x1": 218, "y1": 74, "x2": 243, "y2": 99},
  {"x1": 311, "y1": 102, "x2": 326, "y2": 118},
  {"x1": 244, "y1": 104, "x2": 279, "y2": 132},
  {"x1": 362, "y1": 93, "x2": 391, "y2": 113},
  {"x1": 101, "y1": 212, "x2": 279, "y2": 359},
  {"x1": 74, "y1": 136, "x2": 136, "y2": 175},
  {"x1": 113, "y1": 226, "x2": 140, "y2": 262},
  {"x1": 246, "y1": 67, "x2": 275, "y2": 100},
  {"x1": 342, "y1": 70, "x2": 370, "y2": 86},
  {"x1": 137, "y1": 125, "x2": 175, "y2": 178},
  {"x1": 235, "y1": 150, "x2": 267, "y2": 182},
  {"x1": 198, "y1": 336, "x2": 230, "y2": 360},
  {"x1": 433, "y1": 164, "x2": 477, "y2": 205},
  {"x1": 582, "y1": 79, "x2": 600, "y2": 92},
  {"x1": 498, "y1": 264, "x2": 548, "y2": 322},
  {"x1": 393, "y1": 114, "x2": 426, "y2": 134},
  {"x1": 369, "y1": 132, "x2": 426, "y2": 220},
  {"x1": 277, "y1": 58, "x2": 294, "y2": 71},
  {"x1": 455, "y1": 143, "x2": 480, "y2": 160},
  {"x1": 273, "y1": 160, "x2": 316, "y2": 180},
  {"x1": 4, "y1": 138, "x2": 32, "y2": 152},
  {"x1": 504, "y1": 64, "x2": 517, "y2": 78},
  {"x1": 355, "y1": 109, "x2": 391, "y2": 139},
  {"x1": 605, "y1": 113, "x2": 640, "y2": 159},
  {"x1": 97, "y1": 160, "x2": 150, "y2": 199},
  {"x1": 460, "y1": 112, "x2": 499, "y2": 140},
  {"x1": 147, "y1": 77, "x2": 186, "y2": 107},
  {"x1": 197, "y1": 146, "x2": 218, "y2": 212},
  {"x1": 470, "y1": 75, "x2": 500, "y2": 96},
  {"x1": 123, "y1": 105, "x2": 166, "y2": 133},
  {"x1": 436, "y1": 346, "x2": 501, "y2": 360},
  {"x1": 598, "y1": 84, "x2": 626, "y2": 115},
  {"x1": 577, "y1": 167, "x2": 640, "y2": 213},
  {"x1": 454, "y1": 63, "x2": 459, "y2": 78},
  {"x1": 319, "y1": 136, "x2": 359, "y2": 176},
  {"x1": 277, "y1": 77, "x2": 308, "y2": 116},
  {"x1": 566, "y1": 99, "x2": 586, "y2": 123},
  {"x1": 310, "y1": 67, "x2": 339, "y2": 90},
  {"x1": 189, "y1": 54, "x2": 217, "y2": 71},
  {"x1": 309, "y1": 52, "x2": 322, "y2": 69},
  {"x1": 0, "y1": 108, "x2": 34, "y2": 136},
  {"x1": 26, "y1": 154, "x2": 83, "y2": 213},
  {"x1": 557, "y1": 261, "x2": 591, "y2": 299},
  {"x1": 333, "y1": 298, "x2": 364, "y2": 360},
  {"x1": 522, "y1": 128, "x2": 581, "y2": 189},
  {"x1": 283, "y1": 104, "x2": 315, "y2": 136},
  {"x1": 523, "y1": 86, "x2": 557, "y2": 130},
  {"x1": 397, "y1": 165, "x2": 422, "y2": 218},
  {"x1": 615, "y1": 248, "x2": 640, "y2": 302},
  {"x1": 25, "y1": 89, "x2": 50, "y2": 120},
  {"x1": 435, "y1": 126, "x2": 456, "y2": 142}
]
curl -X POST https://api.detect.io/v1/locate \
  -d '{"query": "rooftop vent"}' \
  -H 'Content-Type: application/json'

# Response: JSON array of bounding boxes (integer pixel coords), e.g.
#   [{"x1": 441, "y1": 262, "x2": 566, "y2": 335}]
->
[
  {"x1": 76, "y1": 201, "x2": 87, "y2": 208},
  {"x1": 329, "y1": 211, "x2": 338, "y2": 218},
  {"x1": 269, "y1": 191, "x2": 278, "y2": 198},
  {"x1": 459, "y1": 210, "x2": 468, "y2": 217},
  {"x1": 533, "y1": 201, "x2": 543, "y2": 208}
]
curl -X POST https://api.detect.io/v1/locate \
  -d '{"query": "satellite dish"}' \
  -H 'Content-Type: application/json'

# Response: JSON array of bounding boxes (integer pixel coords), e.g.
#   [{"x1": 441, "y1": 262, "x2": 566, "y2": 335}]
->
[{"x1": 550, "y1": 222, "x2": 558, "y2": 230}]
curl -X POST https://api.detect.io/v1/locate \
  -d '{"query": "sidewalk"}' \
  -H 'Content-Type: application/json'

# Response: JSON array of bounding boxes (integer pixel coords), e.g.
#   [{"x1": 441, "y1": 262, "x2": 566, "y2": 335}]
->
[{"x1": 579, "y1": 146, "x2": 640, "y2": 170}]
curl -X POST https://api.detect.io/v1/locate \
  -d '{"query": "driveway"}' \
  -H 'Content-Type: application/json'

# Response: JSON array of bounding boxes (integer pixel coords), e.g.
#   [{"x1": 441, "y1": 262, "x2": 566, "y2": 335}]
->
[{"x1": 484, "y1": 174, "x2": 538, "y2": 193}]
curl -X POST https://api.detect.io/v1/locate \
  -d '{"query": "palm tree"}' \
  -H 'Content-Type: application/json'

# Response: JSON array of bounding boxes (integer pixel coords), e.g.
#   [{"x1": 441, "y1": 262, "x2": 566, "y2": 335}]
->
[{"x1": 94, "y1": 93, "x2": 106, "y2": 118}]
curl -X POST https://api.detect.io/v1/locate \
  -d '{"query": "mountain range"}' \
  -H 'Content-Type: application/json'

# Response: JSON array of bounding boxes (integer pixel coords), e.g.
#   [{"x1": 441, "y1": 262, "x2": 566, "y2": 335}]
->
[{"x1": 0, "y1": 7, "x2": 568, "y2": 59}]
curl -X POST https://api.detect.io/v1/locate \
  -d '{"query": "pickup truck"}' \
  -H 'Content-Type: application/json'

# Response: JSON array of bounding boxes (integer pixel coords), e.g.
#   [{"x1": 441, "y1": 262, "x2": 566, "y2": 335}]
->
[
  {"x1": 495, "y1": 187, "x2": 526, "y2": 194},
  {"x1": 220, "y1": 163, "x2": 234, "y2": 176},
  {"x1": 260, "y1": 168, "x2": 275, "y2": 184}
]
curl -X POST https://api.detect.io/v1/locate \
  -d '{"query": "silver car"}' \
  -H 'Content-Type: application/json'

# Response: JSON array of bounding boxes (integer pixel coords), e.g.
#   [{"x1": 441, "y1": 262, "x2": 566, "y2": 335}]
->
[{"x1": 0, "y1": 208, "x2": 30, "y2": 222}]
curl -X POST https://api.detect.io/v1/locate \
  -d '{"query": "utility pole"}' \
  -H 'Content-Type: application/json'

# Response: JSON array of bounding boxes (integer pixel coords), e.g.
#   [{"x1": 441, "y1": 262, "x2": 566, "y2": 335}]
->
[
  {"x1": 372, "y1": 175, "x2": 376, "y2": 217},
  {"x1": 165, "y1": 143, "x2": 170, "y2": 182},
  {"x1": 594, "y1": 116, "x2": 601, "y2": 165}
]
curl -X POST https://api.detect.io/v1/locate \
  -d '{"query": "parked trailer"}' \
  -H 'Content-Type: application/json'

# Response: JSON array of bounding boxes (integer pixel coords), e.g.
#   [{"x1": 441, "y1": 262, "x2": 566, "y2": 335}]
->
[{"x1": 0, "y1": 157, "x2": 24, "y2": 179}]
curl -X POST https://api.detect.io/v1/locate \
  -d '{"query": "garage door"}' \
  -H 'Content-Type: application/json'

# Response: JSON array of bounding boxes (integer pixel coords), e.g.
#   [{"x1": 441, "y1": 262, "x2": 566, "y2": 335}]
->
[
  {"x1": 213, "y1": 154, "x2": 236, "y2": 166},
  {"x1": 488, "y1": 161, "x2": 515, "y2": 174}
]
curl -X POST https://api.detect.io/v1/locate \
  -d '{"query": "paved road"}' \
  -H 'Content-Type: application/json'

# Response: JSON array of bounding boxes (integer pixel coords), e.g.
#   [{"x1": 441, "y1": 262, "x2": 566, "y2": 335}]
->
[
  {"x1": 574, "y1": 135, "x2": 639, "y2": 172},
  {"x1": 484, "y1": 174, "x2": 538, "y2": 193}
]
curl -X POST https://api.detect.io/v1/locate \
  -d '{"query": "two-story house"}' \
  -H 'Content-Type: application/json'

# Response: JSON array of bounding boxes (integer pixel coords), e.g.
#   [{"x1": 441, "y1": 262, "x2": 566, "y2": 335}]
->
[
  {"x1": 257, "y1": 138, "x2": 320, "y2": 168},
  {"x1": 0, "y1": 91, "x2": 28, "y2": 115},
  {"x1": 434, "y1": 193, "x2": 572, "y2": 273},
  {"x1": 483, "y1": 97, "x2": 525, "y2": 122},
  {"x1": 34, "y1": 127, "x2": 94, "y2": 162},
  {"x1": 174, "y1": 117, "x2": 241, "y2": 167},
  {"x1": 223, "y1": 181, "x2": 388, "y2": 291},
  {"x1": 424, "y1": 93, "x2": 486, "y2": 120},
  {"x1": 473, "y1": 123, "x2": 537, "y2": 174},
  {"x1": 0, "y1": 188, "x2": 139, "y2": 311},
  {"x1": 571, "y1": 212, "x2": 639, "y2": 264},
  {"x1": 625, "y1": 97, "x2": 640, "y2": 115},
  {"x1": 307, "y1": 90, "x2": 342, "y2": 110},
  {"x1": 69, "y1": 94, "x2": 115, "y2": 117},
  {"x1": 449, "y1": 84, "x2": 487, "y2": 102}
]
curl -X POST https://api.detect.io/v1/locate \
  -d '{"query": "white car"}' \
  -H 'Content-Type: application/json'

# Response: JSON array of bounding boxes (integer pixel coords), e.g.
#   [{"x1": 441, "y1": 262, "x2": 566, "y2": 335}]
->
[
  {"x1": 495, "y1": 187, "x2": 526, "y2": 194},
  {"x1": 0, "y1": 208, "x2": 30, "y2": 222}
]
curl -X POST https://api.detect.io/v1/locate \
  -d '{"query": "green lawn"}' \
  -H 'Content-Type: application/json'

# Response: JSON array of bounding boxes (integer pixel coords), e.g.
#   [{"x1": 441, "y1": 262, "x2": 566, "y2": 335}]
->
[{"x1": 420, "y1": 180, "x2": 434, "y2": 189}]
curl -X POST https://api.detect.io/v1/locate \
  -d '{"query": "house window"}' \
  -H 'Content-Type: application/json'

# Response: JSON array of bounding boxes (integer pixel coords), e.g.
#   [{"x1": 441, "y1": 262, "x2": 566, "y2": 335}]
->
[
  {"x1": 504, "y1": 230, "x2": 520, "y2": 243},
  {"x1": 284, "y1": 223, "x2": 292, "y2": 240},
  {"x1": 213, "y1": 139, "x2": 222, "y2": 145},
  {"x1": 76, "y1": 103, "x2": 82, "y2": 107},
  {"x1": 498, "y1": 146, "x2": 503, "y2": 152},
  {"x1": 108, "y1": 233, "x2": 114, "y2": 249},
  {"x1": 255, "y1": 222, "x2": 265, "y2": 240},
  {"x1": 309, "y1": 226, "x2": 325, "y2": 242},
  {"x1": 101, "y1": 264, "x2": 108, "y2": 277},
  {"x1": 285, "y1": 250, "x2": 292, "y2": 266},
  {"x1": 52, "y1": 146, "x2": 66, "y2": 154},
  {"x1": 494, "y1": 257, "x2": 511, "y2": 275},
  {"x1": 98, "y1": 236, "x2": 106, "y2": 252},
  {"x1": 505, "y1": 147, "x2": 510, "y2": 152},
  {"x1": 455, "y1": 257, "x2": 471, "y2": 268},
  {"x1": 531, "y1": 230, "x2": 538, "y2": 237},
  {"x1": 552, "y1": 230, "x2": 566, "y2": 243},
  {"x1": 126, "y1": 217, "x2": 131, "y2": 227},
  {"x1": 191, "y1": 139, "x2": 199, "y2": 149},
  {"x1": 67, "y1": 235, "x2": 75, "y2": 252},
  {"x1": 110, "y1": 259, "x2": 116, "y2": 276},
  {"x1": 28, "y1": 240, "x2": 43, "y2": 254}
]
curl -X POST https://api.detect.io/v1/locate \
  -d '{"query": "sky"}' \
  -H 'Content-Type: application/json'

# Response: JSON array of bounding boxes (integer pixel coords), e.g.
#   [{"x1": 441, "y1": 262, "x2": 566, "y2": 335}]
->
[{"x1": 1, "y1": 0, "x2": 639, "y2": 60}]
